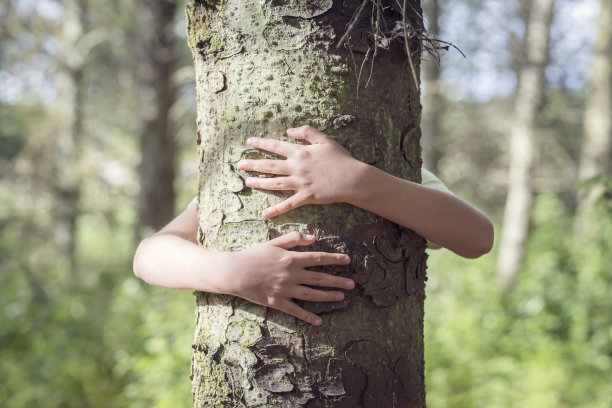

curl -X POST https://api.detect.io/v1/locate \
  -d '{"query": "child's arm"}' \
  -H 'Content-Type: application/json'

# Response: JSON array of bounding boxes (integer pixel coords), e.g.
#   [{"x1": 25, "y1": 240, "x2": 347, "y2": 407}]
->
[
  {"x1": 133, "y1": 204, "x2": 355, "y2": 326},
  {"x1": 237, "y1": 125, "x2": 494, "y2": 259}
]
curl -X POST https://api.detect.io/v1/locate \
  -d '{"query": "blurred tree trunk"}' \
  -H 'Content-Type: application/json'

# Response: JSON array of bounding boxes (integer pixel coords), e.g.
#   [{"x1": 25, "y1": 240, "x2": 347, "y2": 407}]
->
[
  {"x1": 497, "y1": 0, "x2": 555, "y2": 291},
  {"x1": 53, "y1": 0, "x2": 88, "y2": 276},
  {"x1": 575, "y1": 0, "x2": 612, "y2": 220},
  {"x1": 421, "y1": 0, "x2": 443, "y2": 173},
  {"x1": 136, "y1": 0, "x2": 177, "y2": 239},
  {"x1": 187, "y1": 1, "x2": 427, "y2": 406}
]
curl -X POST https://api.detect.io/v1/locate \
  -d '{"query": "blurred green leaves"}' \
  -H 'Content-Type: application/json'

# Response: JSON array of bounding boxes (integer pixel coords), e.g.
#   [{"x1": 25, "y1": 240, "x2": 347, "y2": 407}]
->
[{"x1": 426, "y1": 188, "x2": 612, "y2": 408}]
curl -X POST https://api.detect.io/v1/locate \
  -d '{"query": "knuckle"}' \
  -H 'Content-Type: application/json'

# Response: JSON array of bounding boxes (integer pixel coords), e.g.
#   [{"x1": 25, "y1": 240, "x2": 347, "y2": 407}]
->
[
  {"x1": 295, "y1": 149, "x2": 310, "y2": 160},
  {"x1": 279, "y1": 255, "x2": 293, "y2": 268},
  {"x1": 267, "y1": 296, "x2": 279, "y2": 307}
]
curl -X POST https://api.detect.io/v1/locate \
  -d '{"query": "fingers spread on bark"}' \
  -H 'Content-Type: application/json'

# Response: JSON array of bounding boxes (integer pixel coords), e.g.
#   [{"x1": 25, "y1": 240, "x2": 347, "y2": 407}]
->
[
  {"x1": 246, "y1": 176, "x2": 295, "y2": 191},
  {"x1": 238, "y1": 159, "x2": 290, "y2": 175},
  {"x1": 298, "y1": 270, "x2": 355, "y2": 289},
  {"x1": 263, "y1": 194, "x2": 305, "y2": 218},
  {"x1": 291, "y1": 251, "x2": 350, "y2": 267},
  {"x1": 268, "y1": 231, "x2": 316, "y2": 249},
  {"x1": 247, "y1": 137, "x2": 296, "y2": 157},
  {"x1": 276, "y1": 299, "x2": 322, "y2": 326}
]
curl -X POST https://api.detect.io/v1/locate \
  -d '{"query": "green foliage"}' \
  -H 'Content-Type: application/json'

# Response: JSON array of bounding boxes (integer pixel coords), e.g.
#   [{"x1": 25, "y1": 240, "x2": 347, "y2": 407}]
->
[
  {"x1": 0, "y1": 189, "x2": 194, "y2": 407},
  {"x1": 425, "y1": 190, "x2": 612, "y2": 408},
  {"x1": 0, "y1": 103, "x2": 33, "y2": 160}
]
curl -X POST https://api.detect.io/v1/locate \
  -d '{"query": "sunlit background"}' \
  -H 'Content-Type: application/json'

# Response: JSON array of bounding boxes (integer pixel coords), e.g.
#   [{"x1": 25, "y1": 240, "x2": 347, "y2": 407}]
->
[{"x1": 1, "y1": 0, "x2": 610, "y2": 407}]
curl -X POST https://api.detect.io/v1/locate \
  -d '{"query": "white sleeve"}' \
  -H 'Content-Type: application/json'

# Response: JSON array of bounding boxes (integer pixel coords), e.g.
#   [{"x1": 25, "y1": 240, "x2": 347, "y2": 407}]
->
[
  {"x1": 420, "y1": 168, "x2": 452, "y2": 250},
  {"x1": 421, "y1": 168, "x2": 453, "y2": 195},
  {"x1": 187, "y1": 196, "x2": 198, "y2": 209}
]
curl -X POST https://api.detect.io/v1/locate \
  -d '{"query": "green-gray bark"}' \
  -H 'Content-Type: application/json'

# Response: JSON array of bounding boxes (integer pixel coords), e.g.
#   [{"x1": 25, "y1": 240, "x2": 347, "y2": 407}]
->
[{"x1": 187, "y1": 1, "x2": 425, "y2": 406}]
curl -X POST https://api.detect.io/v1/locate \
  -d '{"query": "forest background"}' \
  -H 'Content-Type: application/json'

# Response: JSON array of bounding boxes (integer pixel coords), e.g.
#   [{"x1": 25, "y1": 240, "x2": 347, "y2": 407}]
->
[{"x1": 1, "y1": 0, "x2": 610, "y2": 407}]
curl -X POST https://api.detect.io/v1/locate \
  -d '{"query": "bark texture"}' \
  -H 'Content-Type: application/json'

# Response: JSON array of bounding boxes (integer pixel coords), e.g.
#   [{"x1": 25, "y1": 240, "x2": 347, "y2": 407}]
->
[
  {"x1": 187, "y1": 1, "x2": 425, "y2": 406},
  {"x1": 497, "y1": 0, "x2": 555, "y2": 291},
  {"x1": 136, "y1": 0, "x2": 177, "y2": 238}
]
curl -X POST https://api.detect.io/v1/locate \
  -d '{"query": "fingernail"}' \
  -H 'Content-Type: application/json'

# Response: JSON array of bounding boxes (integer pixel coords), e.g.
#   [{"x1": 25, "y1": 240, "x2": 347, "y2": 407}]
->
[
  {"x1": 247, "y1": 137, "x2": 254, "y2": 144},
  {"x1": 335, "y1": 293, "x2": 344, "y2": 301},
  {"x1": 345, "y1": 280, "x2": 355, "y2": 289},
  {"x1": 237, "y1": 160, "x2": 245, "y2": 169},
  {"x1": 262, "y1": 209, "x2": 271, "y2": 218},
  {"x1": 313, "y1": 317, "x2": 322, "y2": 326},
  {"x1": 306, "y1": 234, "x2": 316, "y2": 240},
  {"x1": 343, "y1": 255, "x2": 351, "y2": 263},
  {"x1": 245, "y1": 178, "x2": 252, "y2": 186}
]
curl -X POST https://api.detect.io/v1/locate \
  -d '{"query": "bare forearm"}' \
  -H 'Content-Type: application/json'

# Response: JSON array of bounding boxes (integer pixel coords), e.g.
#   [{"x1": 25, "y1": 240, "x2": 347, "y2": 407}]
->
[
  {"x1": 133, "y1": 234, "x2": 231, "y2": 292},
  {"x1": 349, "y1": 162, "x2": 494, "y2": 258}
]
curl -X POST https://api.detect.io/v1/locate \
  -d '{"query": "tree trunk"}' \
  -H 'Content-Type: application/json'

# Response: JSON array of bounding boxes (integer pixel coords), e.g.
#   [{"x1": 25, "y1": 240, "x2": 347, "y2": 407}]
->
[
  {"x1": 136, "y1": 0, "x2": 177, "y2": 239},
  {"x1": 496, "y1": 0, "x2": 555, "y2": 291},
  {"x1": 575, "y1": 0, "x2": 612, "y2": 218},
  {"x1": 186, "y1": 1, "x2": 426, "y2": 406},
  {"x1": 421, "y1": 0, "x2": 442, "y2": 173},
  {"x1": 53, "y1": 0, "x2": 87, "y2": 276}
]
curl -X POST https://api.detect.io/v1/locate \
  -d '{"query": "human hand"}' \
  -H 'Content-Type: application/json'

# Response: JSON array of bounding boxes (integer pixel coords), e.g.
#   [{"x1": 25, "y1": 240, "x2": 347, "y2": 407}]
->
[
  {"x1": 237, "y1": 125, "x2": 365, "y2": 219},
  {"x1": 226, "y1": 231, "x2": 354, "y2": 326}
]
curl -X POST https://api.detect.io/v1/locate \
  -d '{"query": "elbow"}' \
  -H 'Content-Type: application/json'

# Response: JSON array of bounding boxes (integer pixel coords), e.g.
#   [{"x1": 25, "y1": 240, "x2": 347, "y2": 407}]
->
[
  {"x1": 465, "y1": 218, "x2": 495, "y2": 259},
  {"x1": 132, "y1": 238, "x2": 150, "y2": 280}
]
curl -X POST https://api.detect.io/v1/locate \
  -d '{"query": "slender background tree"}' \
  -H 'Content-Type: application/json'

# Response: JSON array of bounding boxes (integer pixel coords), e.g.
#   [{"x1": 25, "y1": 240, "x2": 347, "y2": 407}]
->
[
  {"x1": 496, "y1": 0, "x2": 555, "y2": 291},
  {"x1": 135, "y1": 0, "x2": 178, "y2": 240}
]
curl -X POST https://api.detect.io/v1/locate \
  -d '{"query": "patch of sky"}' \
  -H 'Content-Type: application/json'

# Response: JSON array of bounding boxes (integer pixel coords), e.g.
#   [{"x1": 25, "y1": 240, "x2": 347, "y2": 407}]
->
[{"x1": 435, "y1": 0, "x2": 599, "y2": 102}]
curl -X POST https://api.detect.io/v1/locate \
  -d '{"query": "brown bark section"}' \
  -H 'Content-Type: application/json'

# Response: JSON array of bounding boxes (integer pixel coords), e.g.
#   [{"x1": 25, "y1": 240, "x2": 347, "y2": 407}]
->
[
  {"x1": 188, "y1": 1, "x2": 425, "y2": 406},
  {"x1": 496, "y1": 0, "x2": 555, "y2": 291},
  {"x1": 136, "y1": 0, "x2": 177, "y2": 238}
]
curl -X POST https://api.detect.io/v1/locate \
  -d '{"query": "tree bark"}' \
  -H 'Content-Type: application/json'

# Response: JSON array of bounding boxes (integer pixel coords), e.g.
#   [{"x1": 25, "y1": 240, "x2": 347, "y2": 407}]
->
[
  {"x1": 576, "y1": 0, "x2": 612, "y2": 217},
  {"x1": 136, "y1": 0, "x2": 177, "y2": 239},
  {"x1": 187, "y1": 1, "x2": 426, "y2": 406},
  {"x1": 496, "y1": 0, "x2": 555, "y2": 291},
  {"x1": 421, "y1": 0, "x2": 442, "y2": 173}
]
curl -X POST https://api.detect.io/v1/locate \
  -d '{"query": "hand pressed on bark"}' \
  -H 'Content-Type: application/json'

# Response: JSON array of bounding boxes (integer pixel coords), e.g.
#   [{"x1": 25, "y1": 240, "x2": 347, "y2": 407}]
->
[
  {"x1": 133, "y1": 207, "x2": 356, "y2": 327},
  {"x1": 227, "y1": 231, "x2": 354, "y2": 326},
  {"x1": 238, "y1": 125, "x2": 364, "y2": 219},
  {"x1": 240, "y1": 125, "x2": 494, "y2": 259}
]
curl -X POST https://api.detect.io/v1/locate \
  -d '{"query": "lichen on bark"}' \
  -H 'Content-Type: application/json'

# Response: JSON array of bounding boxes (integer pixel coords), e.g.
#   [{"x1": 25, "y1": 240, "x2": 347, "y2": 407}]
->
[{"x1": 187, "y1": 1, "x2": 426, "y2": 406}]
